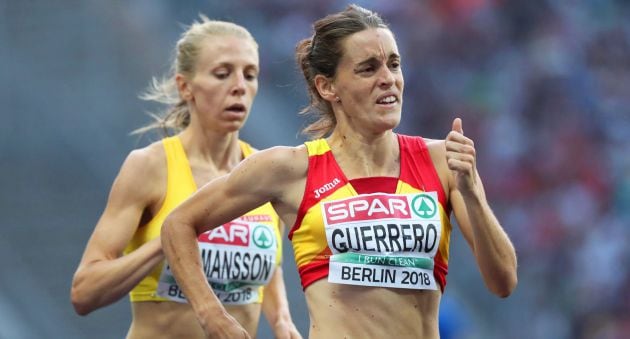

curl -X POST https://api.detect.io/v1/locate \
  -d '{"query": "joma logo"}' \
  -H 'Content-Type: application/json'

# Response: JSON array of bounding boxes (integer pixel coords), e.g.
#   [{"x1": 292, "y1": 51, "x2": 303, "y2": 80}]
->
[{"x1": 314, "y1": 178, "x2": 341, "y2": 199}]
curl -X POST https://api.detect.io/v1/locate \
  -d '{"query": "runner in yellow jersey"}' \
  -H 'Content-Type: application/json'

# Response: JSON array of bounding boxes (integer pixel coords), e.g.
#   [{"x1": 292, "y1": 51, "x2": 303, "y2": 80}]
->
[
  {"x1": 70, "y1": 16, "x2": 301, "y2": 339},
  {"x1": 161, "y1": 5, "x2": 517, "y2": 339}
]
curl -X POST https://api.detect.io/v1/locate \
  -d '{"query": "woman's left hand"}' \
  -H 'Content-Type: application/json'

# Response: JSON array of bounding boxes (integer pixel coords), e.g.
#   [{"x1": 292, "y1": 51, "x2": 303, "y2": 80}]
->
[{"x1": 445, "y1": 117, "x2": 478, "y2": 196}]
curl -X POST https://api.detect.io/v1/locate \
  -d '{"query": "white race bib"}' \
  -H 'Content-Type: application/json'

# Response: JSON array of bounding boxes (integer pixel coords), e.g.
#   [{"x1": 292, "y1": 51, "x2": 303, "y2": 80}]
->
[
  {"x1": 157, "y1": 219, "x2": 277, "y2": 305},
  {"x1": 323, "y1": 192, "x2": 442, "y2": 290}
]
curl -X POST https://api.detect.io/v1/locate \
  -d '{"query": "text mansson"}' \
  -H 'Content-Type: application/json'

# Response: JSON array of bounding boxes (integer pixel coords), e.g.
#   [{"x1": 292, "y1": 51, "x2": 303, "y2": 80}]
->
[{"x1": 157, "y1": 217, "x2": 277, "y2": 304}]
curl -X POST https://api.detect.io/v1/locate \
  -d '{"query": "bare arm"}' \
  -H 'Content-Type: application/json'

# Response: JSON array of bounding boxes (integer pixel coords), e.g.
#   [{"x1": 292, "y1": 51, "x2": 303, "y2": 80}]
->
[
  {"x1": 262, "y1": 222, "x2": 302, "y2": 339},
  {"x1": 444, "y1": 118, "x2": 517, "y2": 297},
  {"x1": 71, "y1": 148, "x2": 165, "y2": 315},
  {"x1": 161, "y1": 146, "x2": 306, "y2": 338}
]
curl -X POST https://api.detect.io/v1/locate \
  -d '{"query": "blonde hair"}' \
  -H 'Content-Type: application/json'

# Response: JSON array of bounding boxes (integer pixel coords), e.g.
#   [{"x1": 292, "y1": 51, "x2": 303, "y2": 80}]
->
[{"x1": 133, "y1": 15, "x2": 257, "y2": 136}]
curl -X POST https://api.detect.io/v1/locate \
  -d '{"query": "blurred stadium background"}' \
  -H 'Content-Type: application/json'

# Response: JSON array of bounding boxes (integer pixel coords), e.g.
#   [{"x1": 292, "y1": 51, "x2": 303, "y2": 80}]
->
[{"x1": 1, "y1": 0, "x2": 628, "y2": 338}]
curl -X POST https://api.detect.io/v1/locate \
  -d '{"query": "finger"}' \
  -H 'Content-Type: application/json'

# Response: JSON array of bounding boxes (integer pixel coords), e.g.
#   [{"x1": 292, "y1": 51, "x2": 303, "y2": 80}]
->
[
  {"x1": 446, "y1": 151, "x2": 474, "y2": 162},
  {"x1": 447, "y1": 157, "x2": 474, "y2": 173},
  {"x1": 446, "y1": 151, "x2": 475, "y2": 166},
  {"x1": 445, "y1": 130, "x2": 473, "y2": 146},
  {"x1": 452, "y1": 117, "x2": 463, "y2": 135},
  {"x1": 445, "y1": 141, "x2": 476, "y2": 157}
]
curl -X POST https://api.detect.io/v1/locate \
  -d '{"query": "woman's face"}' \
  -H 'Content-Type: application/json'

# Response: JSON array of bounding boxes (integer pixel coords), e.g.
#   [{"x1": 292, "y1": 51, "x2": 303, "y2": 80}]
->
[
  {"x1": 186, "y1": 35, "x2": 259, "y2": 133},
  {"x1": 332, "y1": 28, "x2": 404, "y2": 134}
]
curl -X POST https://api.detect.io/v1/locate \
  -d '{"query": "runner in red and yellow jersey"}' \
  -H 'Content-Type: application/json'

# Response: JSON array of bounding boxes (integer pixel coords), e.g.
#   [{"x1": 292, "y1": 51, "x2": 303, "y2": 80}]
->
[
  {"x1": 291, "y1": 135, "x2": 451, "y2": 293},
  {"x1": 162, "y1": 5, "x2": 517, "y2": 339}
]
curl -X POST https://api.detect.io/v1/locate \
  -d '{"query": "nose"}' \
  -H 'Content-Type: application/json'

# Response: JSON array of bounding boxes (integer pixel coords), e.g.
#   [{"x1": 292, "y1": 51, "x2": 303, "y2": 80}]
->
[
  {"x1": 378, "y1": 67, "x2": 395, "y2": 89},
  {"x1": 230, "y1": 73, "x2": 246, "y2": 96}
]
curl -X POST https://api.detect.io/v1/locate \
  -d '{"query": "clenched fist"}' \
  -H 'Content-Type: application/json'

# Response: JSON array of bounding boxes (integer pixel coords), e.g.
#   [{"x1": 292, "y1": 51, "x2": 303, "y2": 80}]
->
[{"x1": 445, "y1": 118, "x2": 478, "y2": 196}]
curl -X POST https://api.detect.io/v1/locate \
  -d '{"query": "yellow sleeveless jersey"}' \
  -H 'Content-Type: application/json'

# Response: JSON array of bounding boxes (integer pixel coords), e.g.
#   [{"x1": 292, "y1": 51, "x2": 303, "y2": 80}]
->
[
  {"x1": 289, "y1": 135, "x2": 451, "y2": 291},
  {"x1": 124, "y1": 136, "x2": 282, "y2": 304}
]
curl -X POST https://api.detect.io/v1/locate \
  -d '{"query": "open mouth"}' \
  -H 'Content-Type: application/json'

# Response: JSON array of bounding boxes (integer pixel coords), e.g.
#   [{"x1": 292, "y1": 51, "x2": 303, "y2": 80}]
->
[
  {"x1": 376, "y1": 94, "x2": 398, "y2": 105},
  {"x1": 225, "y1": 103, "x2": 246, "y2": 113}
]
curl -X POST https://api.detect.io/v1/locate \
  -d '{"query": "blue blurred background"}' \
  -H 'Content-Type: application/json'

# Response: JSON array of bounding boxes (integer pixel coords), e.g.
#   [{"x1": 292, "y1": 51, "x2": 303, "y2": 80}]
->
[{"x1": 1, "y1": 0, "x2": 629, "y2": 338}]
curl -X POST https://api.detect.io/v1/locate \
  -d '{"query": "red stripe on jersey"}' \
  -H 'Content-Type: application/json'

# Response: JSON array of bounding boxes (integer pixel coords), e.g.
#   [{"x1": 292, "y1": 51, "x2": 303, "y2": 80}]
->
[
  {"x1": 349, "y1": 177, "x2": 398, "y2": 194},
  {"x1": 297, "y1": 247, "x2": 332, "y2": 289}
]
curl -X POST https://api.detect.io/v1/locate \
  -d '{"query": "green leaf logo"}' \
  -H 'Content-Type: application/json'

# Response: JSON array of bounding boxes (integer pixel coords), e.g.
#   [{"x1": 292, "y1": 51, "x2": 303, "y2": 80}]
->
[
  {"x1": 411, "y1": 193, "x2": 437, "y2": 219},
  {"x1": 252, "y1": 225, "x2": 274, "y2": 249}
]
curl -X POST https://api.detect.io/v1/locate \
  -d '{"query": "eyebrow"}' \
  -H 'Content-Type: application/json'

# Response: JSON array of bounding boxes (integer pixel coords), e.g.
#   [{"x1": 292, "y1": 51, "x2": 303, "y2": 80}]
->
[
  {"x1": 213, "y1": 62, "x2": 259, "y2": 71},
  {"x1": 356, "y1": 53, "x2": 400, "y2": 67}
]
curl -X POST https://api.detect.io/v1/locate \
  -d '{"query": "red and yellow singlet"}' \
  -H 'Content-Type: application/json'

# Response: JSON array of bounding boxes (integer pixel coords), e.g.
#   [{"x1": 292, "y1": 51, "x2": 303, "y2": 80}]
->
[{"x1": 289, "y1": 134, "x2": 451, "y2": 291}]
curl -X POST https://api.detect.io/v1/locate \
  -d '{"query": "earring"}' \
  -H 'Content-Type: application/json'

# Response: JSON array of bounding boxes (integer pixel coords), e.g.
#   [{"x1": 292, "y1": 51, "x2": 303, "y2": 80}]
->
[{"x1": 335, "y1": 96, "x2": 341, "y2": 103}]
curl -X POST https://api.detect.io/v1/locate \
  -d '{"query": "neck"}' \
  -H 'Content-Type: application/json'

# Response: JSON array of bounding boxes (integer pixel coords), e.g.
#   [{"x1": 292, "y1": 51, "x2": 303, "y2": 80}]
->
[
  {"x1": 178, "y1": 127, "x2": 242, "y2": 171},
  {"x1": 327, "y1": 129, "x2": 398, "y2": 178}
]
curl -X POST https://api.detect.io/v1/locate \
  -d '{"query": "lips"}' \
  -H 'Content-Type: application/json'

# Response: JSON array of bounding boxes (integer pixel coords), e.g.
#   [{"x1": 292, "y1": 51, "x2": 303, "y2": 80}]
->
[
  {"x1": 225, "y1": 103, "x2": 246, "y2": 112},
  {"x1": 376, "y1": 93, "x2": 398, "y2": 105}
]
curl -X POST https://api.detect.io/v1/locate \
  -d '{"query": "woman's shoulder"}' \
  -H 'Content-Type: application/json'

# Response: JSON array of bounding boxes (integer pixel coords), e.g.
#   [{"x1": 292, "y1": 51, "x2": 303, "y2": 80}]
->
[
  {"x1": 127, "y1": 139, "x2": 165, "y2": 165},
  {"x1": 226, "y1": 144, "x2": 309, "y2": 199},
  {"x1": 243, "y1": 144, "x2": 309, "y2": 173},
  {"x1": 231, "y1": 144, "x2": 309, "y2": 191},
  {"x1": 103, "y1": 139, "x2": 168, "y2": 208},
  {"x1": 118, "y1": 139, "x2": 167, "y2": 184}
]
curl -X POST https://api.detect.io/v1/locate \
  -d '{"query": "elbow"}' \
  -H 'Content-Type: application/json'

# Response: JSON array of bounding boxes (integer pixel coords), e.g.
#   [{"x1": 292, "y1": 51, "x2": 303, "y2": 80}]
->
[
  {"x1": 162, "y1": 211, "x2": 186, "y2": 238},
  {"x1": 162, "y1": 210, "x2": 201, "y2": 245},
  {"x1": 484, "y1": 250, "x2": 518, "y2": 298},
  {"x1": 494, "y1": 280, "x2": 517, "y2": 299},
  {"x1": 70, "y1": 271, "x2": 103, "y2": 316},
  {"x1": 70, "y1": 284, "x2": 94, "y2": 316},
  {"x1": 73, "y1": 303, "x2": 91, "y2": 317},
  {"x1": 161, "y1": 214, "x2": 181, "y2": 246},
  {"x1": 161, "y1": 213, "x2": 179, "y2": 243},
  {"x1": 489, "y1": 270, "x2": 518, "y2": 298}
]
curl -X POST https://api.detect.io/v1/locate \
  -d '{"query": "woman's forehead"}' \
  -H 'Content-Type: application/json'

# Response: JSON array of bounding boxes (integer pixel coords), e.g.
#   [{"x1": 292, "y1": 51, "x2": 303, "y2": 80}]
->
[
  {"x1": 198, "y1": 35, "x2": 259, "y2": 64},
  {"x1": 341, "y1": 28, "x2": 398, "y2": 62}
]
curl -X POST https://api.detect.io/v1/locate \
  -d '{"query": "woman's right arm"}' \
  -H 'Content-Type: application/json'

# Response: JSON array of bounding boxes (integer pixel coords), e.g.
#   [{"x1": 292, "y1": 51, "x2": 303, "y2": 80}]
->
[
  {"x1": 71, "y1": 148, "x2": 164, "y2": 315},
  {"x1": 161, "y1": 146, "x2": 306, "y2": 338}
]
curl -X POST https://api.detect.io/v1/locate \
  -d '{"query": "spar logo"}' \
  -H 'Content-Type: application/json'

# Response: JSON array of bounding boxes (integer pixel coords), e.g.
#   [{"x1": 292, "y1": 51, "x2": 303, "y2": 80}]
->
[
  {"x1": 252, "y1": 225, "x2": 274, "y2": 249},
  {"x1": 323, "y1": 194, "x2": 412, "y2": 225},
  {"x1": 411, "y1": 193, "x2": 437, "y2": 219},
  {"x1": 198, "y1": 222, "x2": 249, "y2": 246}
]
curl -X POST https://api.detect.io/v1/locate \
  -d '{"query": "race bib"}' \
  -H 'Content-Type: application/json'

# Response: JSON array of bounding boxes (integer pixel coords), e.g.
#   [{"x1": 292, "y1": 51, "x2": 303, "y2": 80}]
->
[
  {"x1": 323, "y1": 192, "x2": 442, "y2": 290},
  {"x1": 157, "y1": 218, "x2": 277, "y2": 305}
]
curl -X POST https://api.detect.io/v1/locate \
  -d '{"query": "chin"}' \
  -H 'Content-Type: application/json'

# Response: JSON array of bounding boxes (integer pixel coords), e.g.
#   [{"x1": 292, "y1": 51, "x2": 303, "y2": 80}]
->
[
  {"x1": 371, "y1": 122, "x2": 400, "y2": 135},
  {"x1": 379, "y1": 113, "x2": 402, "y2": 130},
  {"x1": 221, "y1": 121, "x2": 245, "y2": 133}
]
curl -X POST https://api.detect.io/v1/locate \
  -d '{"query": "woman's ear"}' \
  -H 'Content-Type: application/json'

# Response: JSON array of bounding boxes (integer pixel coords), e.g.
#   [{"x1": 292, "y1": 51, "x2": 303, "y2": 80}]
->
[
  {"x1": 175, "y1": 73, "x2": 193, "y2": 101},
  {"x1": 314, "y1": 74, "x2": 338, "y2": 103}
]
